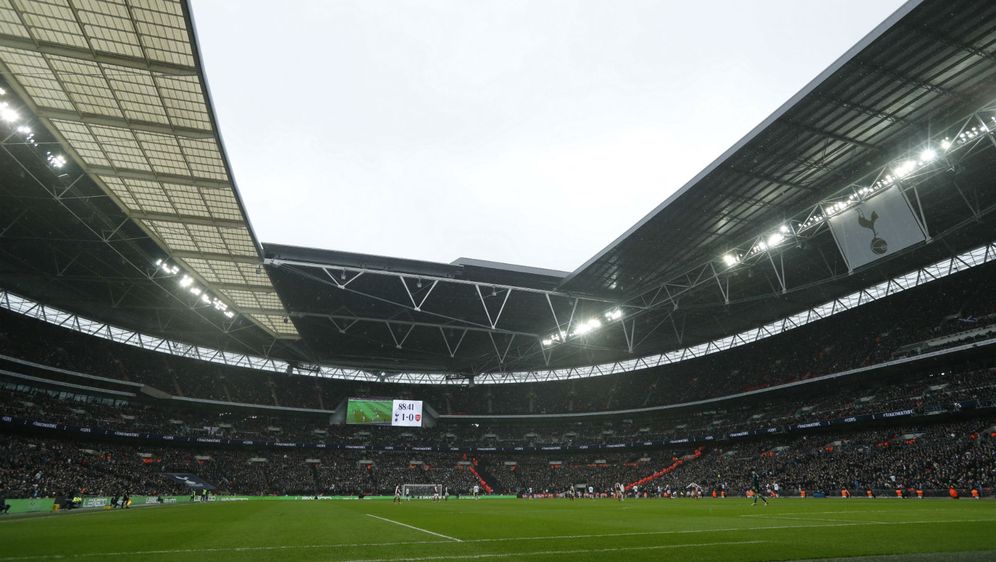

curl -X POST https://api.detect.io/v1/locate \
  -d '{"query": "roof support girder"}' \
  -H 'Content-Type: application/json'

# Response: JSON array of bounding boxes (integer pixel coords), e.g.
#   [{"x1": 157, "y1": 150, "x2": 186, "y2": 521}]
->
[
  {"x1": 0, "y1": 33, "x2": 198, "y2": 76},
  {"x1": 36, "y1": 108, "x2": 213, "y2": 139},
  {"x1": 85, "y1": 166, "x2": 232, "y2": 190}
]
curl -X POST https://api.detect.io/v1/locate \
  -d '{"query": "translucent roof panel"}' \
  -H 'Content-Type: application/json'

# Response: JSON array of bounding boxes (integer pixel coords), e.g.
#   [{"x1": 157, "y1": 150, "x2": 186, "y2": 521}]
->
[
  {"x1": 182, "y1": 258, "x2": 272, "y2": 288},
  {"x1": 0, "y1": 0, "x2": 295, "y2": 338},
  {"x1": 0, "y1": 0, "x2": 30, "y2": 38},
  {"x1": 0, "y1": 47, "x2": 74, "y2": 111}
]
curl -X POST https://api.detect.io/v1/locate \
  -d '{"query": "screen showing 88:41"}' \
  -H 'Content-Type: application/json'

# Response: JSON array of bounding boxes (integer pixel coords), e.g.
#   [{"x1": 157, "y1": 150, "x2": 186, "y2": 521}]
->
[{"x1": 345, "y1": 398, "x2": 423, "y2": 427}]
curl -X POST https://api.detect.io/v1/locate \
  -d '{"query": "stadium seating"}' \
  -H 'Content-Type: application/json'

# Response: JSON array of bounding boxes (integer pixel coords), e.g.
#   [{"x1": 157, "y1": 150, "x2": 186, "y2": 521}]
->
[
  {"x1": 1, "y1": 262, "x2": 995, "y2": 503},
  {"x1": 2, "y1": 418, "x2": 992, "y2": 499}
]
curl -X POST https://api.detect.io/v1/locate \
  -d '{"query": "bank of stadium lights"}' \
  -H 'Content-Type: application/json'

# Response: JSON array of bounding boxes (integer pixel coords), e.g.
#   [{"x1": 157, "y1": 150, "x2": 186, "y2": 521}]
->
[
  {"x1": 541, "y1": 308, "x2": 624, "y2": 347},
  {"x1": 940, "y1": 118, "x2": 994, "y2": 151},
  {"x1": 154, "y1": 259, "x2": 235, "y2": 319},
  {"x1": 0, "y1": 101, "x2": 18, "y2": 123},
  {"x1": 0, "y1": 90, "x2": 67, "y2": 168},
  {"x1": 45, "y1": 152, "x2": 66, "y2": 169},
  {"x1": 727, "y1": 224, "x2": 792, "y2": 266},
  {"x1": 718, "y1": 130, "x2": 978, "y2": 269}
]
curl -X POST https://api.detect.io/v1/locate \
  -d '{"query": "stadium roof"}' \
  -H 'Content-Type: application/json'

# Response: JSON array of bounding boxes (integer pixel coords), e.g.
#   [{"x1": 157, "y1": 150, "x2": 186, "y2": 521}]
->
[
  {"x1": 561, "y1": 0, "x2": 996, "y2": 298},
  {"x1": 261, "y1": 0, "x2": 996, "y2": 376},
  {"x1": 1, "y1": 0, "x2": 995, "y2": 382},
  {"x1": 0, "y1": 0, "x2": 295, "y2": 338}
]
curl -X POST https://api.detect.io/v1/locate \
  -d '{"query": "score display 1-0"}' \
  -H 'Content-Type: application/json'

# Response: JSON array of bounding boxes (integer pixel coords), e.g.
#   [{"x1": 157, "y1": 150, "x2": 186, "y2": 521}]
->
[{"x1": 391, "y1": 400, "x2": 423, "y2": 427}]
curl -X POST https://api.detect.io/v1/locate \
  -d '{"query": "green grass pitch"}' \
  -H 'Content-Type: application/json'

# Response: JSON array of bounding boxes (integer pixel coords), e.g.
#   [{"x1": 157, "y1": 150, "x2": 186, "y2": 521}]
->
[
  {"x1": 346, "y1": 399, "x2": 394, "y2": 425},
  {"x1": 1, "y1": 499, "x2": 995, "y2": 561}
]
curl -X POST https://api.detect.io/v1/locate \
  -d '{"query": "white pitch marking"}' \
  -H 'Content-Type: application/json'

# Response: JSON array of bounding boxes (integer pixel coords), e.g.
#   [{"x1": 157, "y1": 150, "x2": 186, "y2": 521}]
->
[
  {"x1": 740, "y1": 515, "x2": 892, "y2": 524},
  {"x1": 366, "y1": 514, "x2": 464, "y2": 542},
  {"x1": 339, "y1": 540, "x2": 767, "y2": 562}
]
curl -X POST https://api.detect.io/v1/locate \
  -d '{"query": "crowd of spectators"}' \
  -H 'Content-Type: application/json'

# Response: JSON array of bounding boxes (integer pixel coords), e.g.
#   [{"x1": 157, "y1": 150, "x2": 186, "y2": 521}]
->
[
  {"x1": 480, "y1": 452, "x2": 674, "y2": 496},
  {"x1": 3, "y1": 362, "x2": 992, "y2": 451},
  {"x1": 0, "y1": 434, "x2": 483, "y2": 498},
  {"x1": 0, "y1": 436, "x2": 186, "y2": 499},
  {"x1": 1, "y1": 417, "x2": 991, "y2": 499},
  {"x1": 652, "y1": 419, "x2": 996, "y2": 497},
  {"x1": 458, "y1": 419, "x2": 996, "y2": 497},
  {"x1": 1, "y1": 256, "x2": 995, "y2": 503}
]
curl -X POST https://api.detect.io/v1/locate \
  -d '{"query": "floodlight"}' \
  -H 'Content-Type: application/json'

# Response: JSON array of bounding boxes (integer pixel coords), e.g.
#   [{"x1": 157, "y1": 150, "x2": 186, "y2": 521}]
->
[
  {"x1": 178, "y1": 275, "x2": 194, "y2": 288},
  {"x1": 919, "y1": 148, "x2": 936, "y2": 162},
  {"x1": 46, "y1": 153, "x2": 66, "y2": 169},
  {"x1": 0, "y1": 104, "x2": 18, "y2": 123},
  {"x1": 603, "y1": 308, "x2": 623, "y2": 321},
  {"x1": 893, "y1": 160, "x2": 916, "y2": 178},
  {"x1": 722, "y1": 254, "x2": 739, "y2": 267},
  {"x1": 767, "y1": 232, "x2": 785, "y2": 247}
]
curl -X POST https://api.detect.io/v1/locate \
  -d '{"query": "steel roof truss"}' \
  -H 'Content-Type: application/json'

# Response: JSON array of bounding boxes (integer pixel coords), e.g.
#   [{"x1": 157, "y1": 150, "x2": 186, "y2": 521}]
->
[
  {"x1": 474, "y1": 284, "x2": 511, "y2": 330},
  {"x1": 384, "y1": 321, "x2": 415, "y2": 350},
  {"x1": 439, "y1": 327, "x2": 468, "y2": 358},
  {"x1": 400, "y1": 276, "x2": 437, "y2": 311},
  {"x1": 488, "y1": 332, "x2": 515, "y2": 365},
  {"x1": 328, "y1": 315, "x2": 359, "y2": 334}
]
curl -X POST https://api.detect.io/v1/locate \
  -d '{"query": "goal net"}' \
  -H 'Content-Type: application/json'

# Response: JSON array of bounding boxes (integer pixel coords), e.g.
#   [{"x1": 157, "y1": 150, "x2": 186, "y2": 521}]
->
[{"x1": 402, "y1": 484, "x2": 442, "y2": 499}]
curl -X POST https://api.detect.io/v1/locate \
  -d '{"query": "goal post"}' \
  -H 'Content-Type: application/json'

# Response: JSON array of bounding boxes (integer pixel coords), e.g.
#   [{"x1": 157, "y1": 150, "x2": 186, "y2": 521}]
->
[{"x1": 402, "y1": 484, "x2": 442, "y2": 499}]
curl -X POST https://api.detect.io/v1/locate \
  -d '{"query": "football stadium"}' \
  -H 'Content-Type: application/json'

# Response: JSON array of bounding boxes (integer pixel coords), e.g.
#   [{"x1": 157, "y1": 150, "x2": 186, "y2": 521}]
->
[{"x1": 1, "y1": 0, "x2": 996, "y2": 560}]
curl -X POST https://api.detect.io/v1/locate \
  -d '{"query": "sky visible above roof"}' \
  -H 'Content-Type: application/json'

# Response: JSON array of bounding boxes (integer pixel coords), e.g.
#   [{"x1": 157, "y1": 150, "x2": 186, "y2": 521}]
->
[{"x1": 190, "y1": 0, "x2": 906, "y2": 273}]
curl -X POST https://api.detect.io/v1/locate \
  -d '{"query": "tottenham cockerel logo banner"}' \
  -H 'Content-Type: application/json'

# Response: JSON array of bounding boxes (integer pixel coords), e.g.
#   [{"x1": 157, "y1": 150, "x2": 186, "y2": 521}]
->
[{"x1": 827, "y1": 186, "x2": 926, "y2": 271}]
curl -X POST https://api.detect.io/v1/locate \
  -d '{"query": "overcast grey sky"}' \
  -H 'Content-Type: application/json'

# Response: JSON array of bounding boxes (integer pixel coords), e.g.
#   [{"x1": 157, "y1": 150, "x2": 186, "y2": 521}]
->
[{"x1": 190, "y1": 0, "x2": 907, "y2": 272}]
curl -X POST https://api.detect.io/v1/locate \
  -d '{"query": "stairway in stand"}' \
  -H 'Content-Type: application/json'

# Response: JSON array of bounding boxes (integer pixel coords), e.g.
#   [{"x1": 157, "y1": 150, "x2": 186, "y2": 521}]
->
[
  {"x1": 625, "y1": 447, "x2": 704, "y2": 491},
  {"x1": 468, "y1": 457, "x2": 495, "y2": 494}
]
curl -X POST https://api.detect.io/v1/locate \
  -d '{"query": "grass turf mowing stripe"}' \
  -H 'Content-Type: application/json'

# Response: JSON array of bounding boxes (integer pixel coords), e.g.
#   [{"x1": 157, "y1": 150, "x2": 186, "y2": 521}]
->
[
  {"x1": 740, "y1": 515, "x2": 895, "y2": 524},
  {"x1": 366, "y1": 514, "x2": 464, "y2": 542},
  {"x1": 338, "y1": 540, "x2": 767, "y2": 562},
  {"x1": 2, "y1": 518, "x2": 995, "y2": 560}
]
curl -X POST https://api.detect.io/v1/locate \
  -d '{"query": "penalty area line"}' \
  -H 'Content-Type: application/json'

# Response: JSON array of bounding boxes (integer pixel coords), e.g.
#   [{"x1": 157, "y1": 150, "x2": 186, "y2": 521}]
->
[{"x1": 366, "y1": 514, "x2": 463, "y2": 542}]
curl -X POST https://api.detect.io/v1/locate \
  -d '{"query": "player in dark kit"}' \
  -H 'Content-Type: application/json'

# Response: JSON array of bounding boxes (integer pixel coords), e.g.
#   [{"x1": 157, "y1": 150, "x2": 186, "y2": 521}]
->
[{"x1": 750, "y1": 471, "x2": 768, "y2": 506}]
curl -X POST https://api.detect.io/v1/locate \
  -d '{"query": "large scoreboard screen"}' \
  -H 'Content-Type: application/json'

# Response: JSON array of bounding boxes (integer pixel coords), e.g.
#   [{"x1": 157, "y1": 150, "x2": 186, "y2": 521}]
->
[{"x1": 346, "y1": 398, "x2": 423, "y2": 427}]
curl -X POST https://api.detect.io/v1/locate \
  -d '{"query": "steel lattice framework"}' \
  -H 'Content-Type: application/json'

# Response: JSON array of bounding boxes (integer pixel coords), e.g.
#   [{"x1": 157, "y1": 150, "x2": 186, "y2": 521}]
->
[
  {"x1": 3, "y1": 238, "x2": 994, "y2": 384},
  {"x1": 1, "y1": 0, "x2": 996, "y2": 379},
  {"x1": 264, "y1": 97, "x2": 996, "y2": 373}
]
